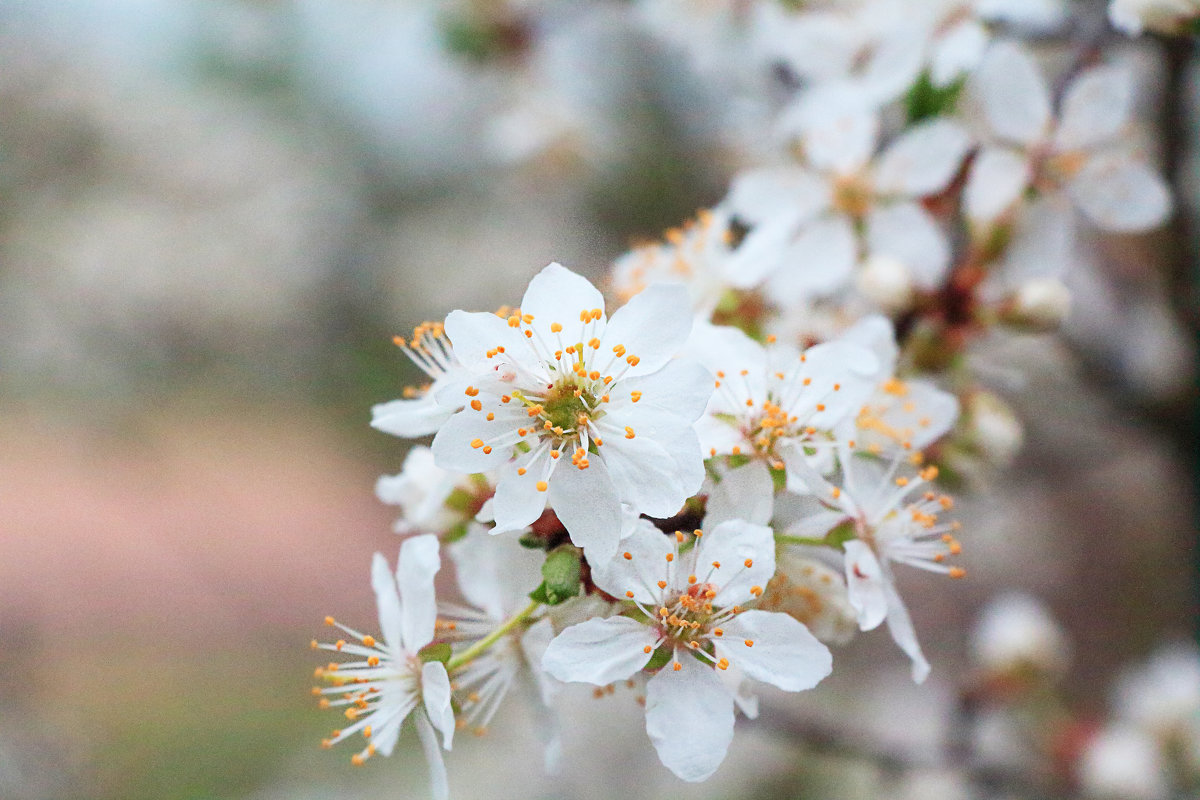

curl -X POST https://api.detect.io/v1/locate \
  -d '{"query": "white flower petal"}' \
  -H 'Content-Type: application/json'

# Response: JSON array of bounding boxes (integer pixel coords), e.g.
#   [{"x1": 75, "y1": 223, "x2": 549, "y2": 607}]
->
[
  {"x1": 843, "y1": 540, "x2": 888, "y2": 631},
  {"x1": 491, "y1": 464, "x2": 550, "y2": 535},
  {"x1": 450, "y1": 524, "x2": 544, "y2": 619},
  {"x1": 722, "y1": 211, "x2": 801, "y2": 287},
  {"x1": 789, "y1": 340, "x2": 881, "y2": 429},
  {"x1": 964, "y1": 146, "x2": 1032, "y2": 222},
  {"x1": 590, "y1": 517, "x2": 674, "y2": 603},
  {"x1": 697, "y1": 519, "x2": 776, "y2": 605},
  {"x1": 866, "y1": 202, "x2": 950, "y2": 289},
  {"x1": 835, "y1": 314, "x2": 899, "y2": 378},
  {"x1": 804, "y1": 107, "x2": 880, "y2": 175},
  {"x1": 1003, "y1": 195, "x2": 1076, "y2": 281},
  {"x1": 975, "y1": 41, "x2": 1051, "y2": 146},
  {"x1": 873, "y1": 118, "x2": 973, "y2": 198},
  {"x1": 421, "y1": 661, "x2": 455, "y2": 750},
  {"x1": 601, "y1": 283, "x2": 692, "y2": 376},
  {"x1": 370, "y1": 395, "x2": 455, "y2": 438},
  {"x1": 541, "y1": 616, "x2": 657, "y2": 685},
  {"x1": 608, "y1": 359, "x2": 714, "y2": 427},
  {"x1": 725, "y1": 167, "x2": 829, "y2": 226},
  {"x1": 415, "y1": 711, "x2": 450, "y2": 800},
  {"x1": 520, "y1": 262, "x2": 606, "y2": 342},
  {"x1": 371, "y1": 552, "x2": 404, "y2": 652},
  {"x1": 431, "y1": 409, "x2": 513, "y2": 473},
  {"x1": 883, "y1": 571, "x2": 931, "y2": 683},
  {"x1": 717, "y1": 610, "x2": 832, "y2": 692},
  {"x1": 930, "y1": 18, "x2": 988, "y2": 88},
  {"x1": 443, "y1": 309, "x2": 538, "y2": 373},
  {"x1": 601, "y1": 433, "x2": 691, "y2": 519},
  {"x1": 705, "y1": 460, "x2": 775, "y2": 528},
  {"x1": 398, "y1": 534, "x2": 441, "y2": 652},
  {"x1": 1069, "y1": 155, "x2": 1172, "y2": 232},
  {"x1": 548, "y1": 456, "x2": 624, "y2": 562},
  {"x1": 766, "y1": 214, "x2": 858, "y2": 304},
  {"x1": 645, "y1": 656, "x2": 735, "y2": 782},
  {"x1": 520, "y1": 618, "x2": 564, "y2": 707},
  {"x1": 1054, "y1": 65, "x2": 1133, "y2": 152}
]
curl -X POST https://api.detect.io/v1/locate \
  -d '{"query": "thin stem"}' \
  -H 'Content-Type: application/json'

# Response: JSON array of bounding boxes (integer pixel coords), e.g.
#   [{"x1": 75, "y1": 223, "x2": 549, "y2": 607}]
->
[
  {"x1": 776, "y1": 533, "x2": 832, "y2": 548},
  {"x1": 446, "y1": 599, "x2": 541, "y2": 671}
]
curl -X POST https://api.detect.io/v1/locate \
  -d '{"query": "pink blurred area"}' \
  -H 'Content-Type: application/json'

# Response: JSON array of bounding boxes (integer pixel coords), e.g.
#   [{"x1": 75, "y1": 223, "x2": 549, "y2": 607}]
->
[{"x1": 1, "y1": 407, "x2": 393, "y2": 644}]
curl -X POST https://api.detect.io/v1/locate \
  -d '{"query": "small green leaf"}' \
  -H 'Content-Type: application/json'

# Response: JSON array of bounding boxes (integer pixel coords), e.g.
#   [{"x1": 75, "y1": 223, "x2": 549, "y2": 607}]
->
[
  {"x1": 418, "y1": 642, "x2": 452, "y2": 664},
  {"x1": 770, "y1": 464, "x2": 787, "y2": 492},
  {"x1": 828, "y1": 520, "x2": 858, "y2": 550}
]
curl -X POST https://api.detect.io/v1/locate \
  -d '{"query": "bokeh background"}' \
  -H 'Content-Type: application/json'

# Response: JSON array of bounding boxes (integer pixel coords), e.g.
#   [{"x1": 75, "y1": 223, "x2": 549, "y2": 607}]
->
[{"x1": 0, "y1": 1, "x2": 1196, "y2": 798}]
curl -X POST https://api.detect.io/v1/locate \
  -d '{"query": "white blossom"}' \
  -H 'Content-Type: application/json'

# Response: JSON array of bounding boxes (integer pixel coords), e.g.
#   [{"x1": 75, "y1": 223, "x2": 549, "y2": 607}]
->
[
  {"x1": 784, "y1": 449, "x2": 963, "y2": 682},
  {"x1": 431, "y1": 263, "x2": 711, "y2": 563},
  {"x1": 313, "y1": 535, "x2": 455, "y2": 799},
  {"x1": 372, "y1": 321, "x2": 472, "y2": 438},
  {"x1": 964, "y1": 41, "x2": 1172, "y2": 233},
  {"x1": 728, "y1": 112, "x2": 971, "y2": 306},
  {"x1": 542, "y1": 519, "x2": 831, "y2": 781},
  {"x1": 375, "y1": 446, "x2": 490, "y2": 535},
  {"x1": 1078, "y1": 725, "x2": 1171, "y2": 800}
]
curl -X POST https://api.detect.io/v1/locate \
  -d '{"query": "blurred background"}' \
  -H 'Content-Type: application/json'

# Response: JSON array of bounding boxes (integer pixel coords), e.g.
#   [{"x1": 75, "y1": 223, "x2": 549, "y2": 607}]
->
[{"x1": 0, "y1": 1, "x2": 1195, "y2": 798}]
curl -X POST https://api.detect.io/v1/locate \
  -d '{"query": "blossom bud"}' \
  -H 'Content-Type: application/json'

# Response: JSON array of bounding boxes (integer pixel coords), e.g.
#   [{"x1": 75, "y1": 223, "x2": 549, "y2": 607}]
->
[
  {"x1": 1004, "y1": 277, "x2": 1072, "y2": 331},
  {"x1": 971, "y1": 592, "x2": 1069, "y2": 679},
  {"x1": 856, "y1": 254, "x2": 915, "y2": 313},
  {"x1": 966, "y1": 391, "x2": 1023, "y2": 467},
  {"x1": 1078, "y1": 725, "x2": 1171, "y2": 800},
  {"x1": 758, "y1": 552, "x2": 857, "y2": 645}
]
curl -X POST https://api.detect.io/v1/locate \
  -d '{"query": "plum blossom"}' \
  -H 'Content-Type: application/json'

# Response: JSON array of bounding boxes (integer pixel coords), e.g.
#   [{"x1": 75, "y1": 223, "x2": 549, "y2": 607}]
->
[
  {"x1": 834, "y1": 315, "x2": 961, "y2": 457},
  {"x1": 375, "y1": 445, "x2": 492, "y2": 535},
  {"x1": 727, "y1": 112, "x2": 972, "y2": 307},
  {"x1": 542, "y1": 519, "x2": 832, "y2": 781},
  {"x1": 610, "y1": 208, "x2": 746, "y2": 317},
  {"x1": 372, "y1": 321, "x2": 472, "y2": 438},
  {"x1": 784, "y1": 449, "x2": 963, "y2": 682},
  {"x1": 431, "y1": 263, "x2": 711, "y2": 562},
  {"x1": 312, "y1": 535, "x2": 455, "y2": 799},
  {"x1": 964, "y1": 41, "x2": 1172, "y2": 233}
]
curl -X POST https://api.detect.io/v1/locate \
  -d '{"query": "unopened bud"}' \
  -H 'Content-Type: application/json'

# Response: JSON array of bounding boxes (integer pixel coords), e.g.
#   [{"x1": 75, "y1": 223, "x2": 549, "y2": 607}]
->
[
  {"x1": 856, "y1": 254, "x2": 915, "y2": 312},
  {"x1": 971, "y1": 592, "x2": 1069, "y2": 678},
  {"x1": 967, "y1": 391, "x2": 1023, "y2": 467},
  {"x1": 758, "y1": 552, "x2": 857, "y2": 645},
  {"x1": 1005, "y1": 277, "x2": 1072, "y2": 331}
]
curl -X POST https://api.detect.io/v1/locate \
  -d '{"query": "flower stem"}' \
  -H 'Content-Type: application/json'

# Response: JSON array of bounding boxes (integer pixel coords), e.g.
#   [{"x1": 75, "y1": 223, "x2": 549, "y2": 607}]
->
[
  {"x1": 446, "y1": 599, "x2": 541, "y2": 671},
  {"x1": 775, "y1": 534, "x2": 830, "y2": 548}
]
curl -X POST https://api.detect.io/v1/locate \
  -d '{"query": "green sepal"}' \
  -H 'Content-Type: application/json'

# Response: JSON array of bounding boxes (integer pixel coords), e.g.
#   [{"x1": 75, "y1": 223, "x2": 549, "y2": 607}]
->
[
  {"x1": 443, "y1": 487, "x2": 476, "y2": 514},
  {"x1": 529, "y1": 545, "x2": 582, "y2": 605},
  {"x1": 418, "y1": 642, "x2": 452, "y2": 664},
  {"x1": 905, "y1": 70, "x2": 966, "y2": 124},
  {"x1": 443, "y1": 521, "x2": 470, "y2": 545},
  {"x1": 770, "y1": 464, "x2": 787, "y2": 492},
  {"x1": 644, "y1": 644, "x2": 673, "y2": 672},
  {"x1": 828, "y1": 520, "x2": 859, "y2": 550},
  {"x1": 518, "y1": 532, "x2": 548, "y2": 550}
]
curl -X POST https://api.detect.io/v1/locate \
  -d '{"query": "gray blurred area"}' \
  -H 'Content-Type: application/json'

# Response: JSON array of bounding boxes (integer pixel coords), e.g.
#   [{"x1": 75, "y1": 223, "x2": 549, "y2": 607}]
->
[{"x1": 0, "y1": 2, "x2": 1194, "y2": 799}]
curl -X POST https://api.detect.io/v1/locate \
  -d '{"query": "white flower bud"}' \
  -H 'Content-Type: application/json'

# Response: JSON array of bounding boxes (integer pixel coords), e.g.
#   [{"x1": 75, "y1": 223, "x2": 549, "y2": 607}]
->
[
  {"x1": 759, "y1": 552, "x2": 858, "y2": 645},
  {"x1": 1109, "y1": 0, "x2": 1200, "y2": 36},
  {"x1": 971, "y1": 592, "x2": 1069, "y2": 678},
  {"x1": 1078, "y1": 725, "x2": 1171, "y2": 800},
  {"x1": 967, "y1": 391, "x2": 1024, "y2": 466},
  {"x1": 856, "y1": 254, "x2": 915, "y2": 313},
  {"x1": 1008, "y1": 277, "x2": 1072, "y2": 331}
]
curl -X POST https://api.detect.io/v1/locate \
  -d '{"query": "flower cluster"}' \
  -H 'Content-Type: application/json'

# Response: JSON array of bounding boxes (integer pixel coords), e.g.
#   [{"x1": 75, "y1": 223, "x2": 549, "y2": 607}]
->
[{"x1": 309, "y1": 2, "x2": 1177, "y2": 795}]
